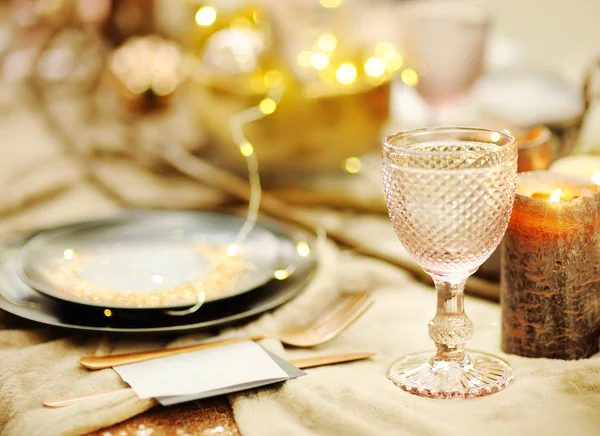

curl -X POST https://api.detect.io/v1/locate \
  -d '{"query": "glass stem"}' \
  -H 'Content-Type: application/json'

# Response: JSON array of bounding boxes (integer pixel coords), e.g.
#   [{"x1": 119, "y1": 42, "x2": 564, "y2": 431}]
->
[{"x1": 428, "y1": 276, "x2": 473, "y2": 363}]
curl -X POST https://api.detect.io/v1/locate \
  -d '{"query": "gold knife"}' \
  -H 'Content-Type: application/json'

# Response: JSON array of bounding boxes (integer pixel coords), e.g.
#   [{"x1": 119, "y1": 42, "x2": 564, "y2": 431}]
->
[{"x1": 44, "y1": 352, "x2": 375, "y2": 408}]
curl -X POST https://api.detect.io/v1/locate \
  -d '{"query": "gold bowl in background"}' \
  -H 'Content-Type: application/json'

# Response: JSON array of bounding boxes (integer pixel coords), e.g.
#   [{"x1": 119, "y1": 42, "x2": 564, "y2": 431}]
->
[
  {"x1": 191, "y1": 79, "x2": 390, "y2": 175},
  {"x1": 181, "y1": 1, "x2": 394, "y2": 175}
]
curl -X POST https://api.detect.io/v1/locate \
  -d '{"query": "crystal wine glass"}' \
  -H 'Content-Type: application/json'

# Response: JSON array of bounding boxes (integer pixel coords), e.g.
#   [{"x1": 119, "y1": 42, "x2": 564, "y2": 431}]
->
[
  {"x1": 382, "y1": 127, "x2": 517, "y2": 399},
  {"x1": 403, "y1": 1, "x2": 489, "y2": 123}
]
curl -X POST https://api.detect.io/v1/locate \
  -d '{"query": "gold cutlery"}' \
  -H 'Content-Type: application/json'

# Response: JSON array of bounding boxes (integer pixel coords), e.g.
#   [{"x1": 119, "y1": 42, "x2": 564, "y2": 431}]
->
[
  {"x1": 80, "y1": 292, "x2": 374, "y2": 370},
  {"x1": 44, "y1": 352, "x2": 375, "y2": 408}
]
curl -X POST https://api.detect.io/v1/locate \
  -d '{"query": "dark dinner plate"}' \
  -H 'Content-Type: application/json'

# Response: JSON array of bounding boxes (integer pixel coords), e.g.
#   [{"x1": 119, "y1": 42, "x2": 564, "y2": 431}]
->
[{"x1": 0, "y1": 214, "x2": 317, "y2": 334}]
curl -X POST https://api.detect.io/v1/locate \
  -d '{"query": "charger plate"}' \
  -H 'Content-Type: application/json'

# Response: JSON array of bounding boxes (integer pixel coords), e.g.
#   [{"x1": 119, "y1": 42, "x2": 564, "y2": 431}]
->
[
  {"x1": 0, "y1": 216, "x2": 317, "y2": 334},
  {"x1": 18, "y1": 211, "x2": 281, "y2": 309}
]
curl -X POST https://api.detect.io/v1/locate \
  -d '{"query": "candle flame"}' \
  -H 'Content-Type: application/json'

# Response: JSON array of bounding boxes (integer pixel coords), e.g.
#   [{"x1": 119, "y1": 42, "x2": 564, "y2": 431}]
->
[
  {"x1": 592, "y1": 171, "x2": 600, "y2": 186},
  {"x1": 549, "y1": 189, "x2": 562, "y2": 202}
]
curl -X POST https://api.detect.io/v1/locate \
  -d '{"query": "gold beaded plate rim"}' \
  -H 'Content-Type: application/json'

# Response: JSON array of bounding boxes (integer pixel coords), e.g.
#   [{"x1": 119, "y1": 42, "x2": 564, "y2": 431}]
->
[
  {"x1": 17, "y1": 211, "x2": 282, "y2": 310},
  {"x1": 0, "y1": 219, "x2": 317, "y2": 333}
]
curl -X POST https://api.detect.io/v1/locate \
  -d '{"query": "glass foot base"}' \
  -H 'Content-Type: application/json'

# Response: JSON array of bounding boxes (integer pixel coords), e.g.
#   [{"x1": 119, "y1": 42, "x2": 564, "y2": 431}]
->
[{"x1": 388, "y1": 350, "x2": 514, "y2": 399}]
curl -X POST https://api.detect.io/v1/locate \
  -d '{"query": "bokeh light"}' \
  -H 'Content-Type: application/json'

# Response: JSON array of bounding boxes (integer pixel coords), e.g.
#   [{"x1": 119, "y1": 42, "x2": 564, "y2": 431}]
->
[
  {"x1": 239, "y1": 142, "x2": 255, "y2": 157},
  {"x1": 310, "y1": 52, "x2": 329, "y2": 70},
  {"x1": 259, "y1": 98, "x2": 277, "y2": 114},
  {"x1": 274, "y1": 269, "x2": 290, "y2": 280},
  {"x1": 296, "y1": 241, "x2": 311, "y2": 257},
  {"x1": 344, "y1": 157, "x2": 362, "y2": 174},
  {"x1": 401, "y1": 68, "x2": 419, "y2": 86},
  {"x1": 317, "y1": 34, "x2": 337, "y2": 52},
  {"x1": 195, "y1": 6, "x2": 217, "y2": 26},
  {"x1": 336, "y1": 63, "x2": 357, "y2": 85},
  {"x1": 364, "y1": 57, "x2": 385, "y2": 77}
]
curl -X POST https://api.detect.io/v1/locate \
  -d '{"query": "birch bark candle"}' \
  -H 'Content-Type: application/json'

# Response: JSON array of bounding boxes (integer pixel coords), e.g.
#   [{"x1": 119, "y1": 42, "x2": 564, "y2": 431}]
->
[{"x1": 501, "y1": 171, "x2": 600, "y2": 359}]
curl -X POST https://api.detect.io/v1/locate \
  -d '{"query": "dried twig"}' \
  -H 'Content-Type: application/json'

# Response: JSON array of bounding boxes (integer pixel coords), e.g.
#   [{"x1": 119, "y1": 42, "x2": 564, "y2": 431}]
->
[
  {"x1": 0, "y1": 183, "x2": 72, "y2": 221},
  {"x1": 25, "y1": 23, "x2": 134, "y2": 209}
]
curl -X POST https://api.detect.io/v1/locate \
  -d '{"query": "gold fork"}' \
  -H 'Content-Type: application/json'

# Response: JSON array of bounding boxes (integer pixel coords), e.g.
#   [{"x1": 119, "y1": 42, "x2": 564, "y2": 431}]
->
[{"x1": 80, "y1": 292, "x2": 374, "y2": 370}]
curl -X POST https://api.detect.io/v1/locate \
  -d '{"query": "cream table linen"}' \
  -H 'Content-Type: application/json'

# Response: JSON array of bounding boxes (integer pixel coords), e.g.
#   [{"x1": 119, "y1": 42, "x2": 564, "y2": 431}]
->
[
  {"x1": 0, "y1": 96, "x2": 599, "y2": 436},
  {"x1": 3, "y1": 0, "x2": 600, "y2": 425}
]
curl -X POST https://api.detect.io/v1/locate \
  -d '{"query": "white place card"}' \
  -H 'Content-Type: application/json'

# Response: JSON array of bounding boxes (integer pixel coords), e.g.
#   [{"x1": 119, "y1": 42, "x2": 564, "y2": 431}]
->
[
  {"x1": 114, "y1": 341, "x2": 293, "y2": 399},
  {"x1": 157, "y1": 350, "x2": 305, "y2": 406}
]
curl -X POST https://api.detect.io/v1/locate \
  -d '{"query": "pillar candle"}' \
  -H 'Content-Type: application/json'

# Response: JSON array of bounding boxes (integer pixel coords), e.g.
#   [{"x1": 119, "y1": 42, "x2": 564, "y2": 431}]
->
[{"x1": 501, "y1": 171, "x2": 600, "y2": 359}]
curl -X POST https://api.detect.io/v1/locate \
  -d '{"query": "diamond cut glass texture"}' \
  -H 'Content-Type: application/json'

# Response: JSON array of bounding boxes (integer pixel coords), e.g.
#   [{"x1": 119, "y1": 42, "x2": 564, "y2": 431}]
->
[
  {"x1": 381, "y1": 128, "x2": 517, "y2": 399},
  {"x1": 382, "y1": 140, "x2": 517, "y2": 275}
]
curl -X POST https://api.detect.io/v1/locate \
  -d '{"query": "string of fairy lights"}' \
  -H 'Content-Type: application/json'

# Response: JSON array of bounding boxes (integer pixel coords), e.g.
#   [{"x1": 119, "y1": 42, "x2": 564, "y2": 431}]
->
[{"x1": 165, "y1": 79, "x2": 289, "y2": 316}]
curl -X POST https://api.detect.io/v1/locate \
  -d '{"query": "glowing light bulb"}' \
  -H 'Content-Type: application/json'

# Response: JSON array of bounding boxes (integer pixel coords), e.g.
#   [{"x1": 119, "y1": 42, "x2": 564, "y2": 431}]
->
[
  {"x1": 195, "y1": 6, "x2": 217, "y2": 26},
  {"x1": 310, "y1": 52, "x2": 329, "y2": 70},
  {"x1": 364, "y1": 57, "x2": 386, "y2": 77},
  {"x1": 317, "y1": 34, "x2": 337, "y2": 52},
  {"x1": 401, "y1": 68, "x2": 419, "y2": 86},
  {"x1": 336, "y1": 63, "x2": 357, "y2": 85},
  {"x1": 274, "y1": 269, "x2": 290, "y2": 280},
  {"x1": 296, "y1": 241, "x2": 311, "y2": 257},
  {"x1": 239, "y1": 142, "x2": 254, "y2": 157},
  {"x1": 259, "y1": 98, "x2": 277, "y2": 114},
  {"x1": 344, "y1": 156, "x2": 362, "y2": 174},
  {"x1": 549, "y1": 189, "x2": 562, "y2": 202}
]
